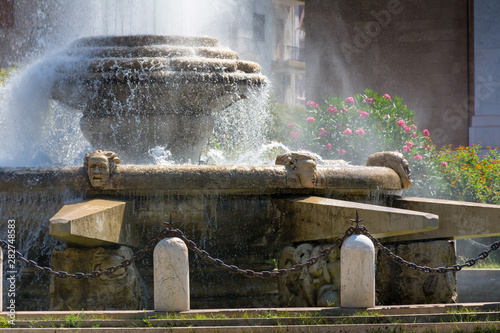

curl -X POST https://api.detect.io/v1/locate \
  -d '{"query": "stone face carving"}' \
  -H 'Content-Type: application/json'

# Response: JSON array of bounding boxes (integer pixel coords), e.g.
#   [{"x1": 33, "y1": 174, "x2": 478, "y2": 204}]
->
[
  {"x1": 278, "y1": 243, "x2": 340, "y2": 307},
  {"x1": 366, "y1": 151, "x2": 412, "y2": 189},
  {"x1": 83, "y1": 150, "x2": 120, "y2": 189},
  {"x1": 275, "y1": 152, "x2": 317, "y2": 188},
  {"x1": 49, "y1": 246, "x2": 143, "y2": 310}
]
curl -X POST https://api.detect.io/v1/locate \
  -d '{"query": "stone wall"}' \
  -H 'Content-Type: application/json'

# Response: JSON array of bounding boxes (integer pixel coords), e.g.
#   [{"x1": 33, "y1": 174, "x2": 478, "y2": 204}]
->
[
  {"x1": 304, "y1": 0, "x2": 470, "y2": 148},
  {"x1": 469, "y1": 0, "x2": 500, "y2": 151}
]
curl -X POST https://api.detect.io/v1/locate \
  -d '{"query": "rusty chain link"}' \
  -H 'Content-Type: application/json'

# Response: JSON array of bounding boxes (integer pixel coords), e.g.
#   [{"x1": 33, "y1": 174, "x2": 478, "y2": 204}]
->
[
  {"x1": 357, "y1": 225, "x2": 500, "y2": 274},
  {"x1": 1, "y1": 218, "x2": 499, "y2": 279}
]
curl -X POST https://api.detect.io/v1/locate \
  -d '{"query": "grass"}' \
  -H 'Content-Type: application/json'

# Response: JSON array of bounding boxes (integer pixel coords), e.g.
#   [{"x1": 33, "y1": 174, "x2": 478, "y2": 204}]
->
[{"x1": 2, "y1": 308, "x2": 500, "y2": 330}]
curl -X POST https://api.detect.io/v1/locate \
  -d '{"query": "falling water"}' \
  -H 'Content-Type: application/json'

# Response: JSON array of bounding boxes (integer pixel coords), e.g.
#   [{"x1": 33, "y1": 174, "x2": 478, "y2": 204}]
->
[{"x1": 0, "y1": 0, "x2": 273, "y2": 167}]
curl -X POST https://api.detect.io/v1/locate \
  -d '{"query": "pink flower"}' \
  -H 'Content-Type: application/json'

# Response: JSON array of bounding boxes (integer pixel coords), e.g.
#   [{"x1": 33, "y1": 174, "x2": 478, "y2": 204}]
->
[
  {"x1": 396, "y1": 120, "x2": 406, "y2": 127},
  {"x1": 423, "y1": 129, "x2": 430, "y2": 136},
  {"x1": 404, "y1": 126, "x2": 411, "y2": 132},
  {"x1": 288, "y1": 122, "x2": 296, "y2": 128},
  {"x1": 327, "y1": 105, "x2": 338, "y2": 114},
  {"x1": 356, "y1": 128, "x2": 365, "y2": 136},
  {"x1": 338, "y1": 148, "x2": 346, "y2": 156},
  {"x1": 441, "y1": 161, "x2": 448, "y2": 167},
  {"x1": 365, "y1": 98, "x2": 375, "y2": 103},
  {"x1": 319, "y1": 128, "x2": 328, "y2": 138},
  {"x1": 344, "y1": 128, "x2": 352, "y2": 136},
  {"x1": 325, "y1": 143, "x2": 333, "y2": 150},
  {"x1": 306, "y1": 100, "x2": 317, "y2": 108},
  {"x1": 359, "y1": 111, "x2": 369, "y2": 118},
  {"x1": 290, "y1": 131, "x2": 299, "y2": 140},
  {"x1": 345, "y1": 97, "x2": 354, "y2": 104},
  {"x1": 405, "y1": 141, "x2": 413, "y2": 148},
  {"x1": 403, "y1": 145, "x2": 411, "y2": 152},
  {"x1": 306, "y1": 117, "x2": 315, "y2": 124},
  {"x1": 414, "y1": 155, "x2": 423, "y2": 161},
  {"x1": 410, "y1": 132, "x2": 417, "y2": 138},
  {"x1": 341, "y1": 108, "x2": 348, "y2": 113},
  {"x1": 384, "y1": 94, "x2": 391, "y2": 101}
]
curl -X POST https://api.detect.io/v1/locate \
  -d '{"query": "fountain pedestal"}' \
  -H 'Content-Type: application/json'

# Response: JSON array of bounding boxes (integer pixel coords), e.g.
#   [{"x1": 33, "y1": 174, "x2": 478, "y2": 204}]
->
[{"x1": 51, "y1": 35, "x2": 266, "y2": 163}]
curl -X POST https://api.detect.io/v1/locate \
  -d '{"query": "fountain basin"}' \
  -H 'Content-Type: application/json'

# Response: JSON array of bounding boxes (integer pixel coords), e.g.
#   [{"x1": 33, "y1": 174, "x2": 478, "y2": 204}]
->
[
  {"x1": 50, "y1": 35, "x2": 267, "y2": 163},
  {"x1": 0, "y1": 163, "x2": 403, "y2": 309}
]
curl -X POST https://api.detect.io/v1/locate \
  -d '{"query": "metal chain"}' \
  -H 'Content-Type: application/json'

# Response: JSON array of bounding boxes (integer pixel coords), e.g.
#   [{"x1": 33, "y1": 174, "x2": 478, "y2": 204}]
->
[
  {"x1": 358, "y1": 225, "x2": 500, "y2": 274},
  {"x1": 0, "y1": 223, "x2": 176, "y2": 279},
  {"x1": 164, "y1": 226, "x2": 356, "y2": 278},
  {"x1": 2, "y1": 220, "x2": 499, "y2": 279}
]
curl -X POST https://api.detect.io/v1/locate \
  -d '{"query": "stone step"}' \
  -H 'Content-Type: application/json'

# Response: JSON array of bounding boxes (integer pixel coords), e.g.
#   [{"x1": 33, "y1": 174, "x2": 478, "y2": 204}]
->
[
  {"x1": 275, "y1": 196, "x2": 439, "y2": 243},
  {"x1": 1, "y1": 304, "x2": 499, "y2": 332}
]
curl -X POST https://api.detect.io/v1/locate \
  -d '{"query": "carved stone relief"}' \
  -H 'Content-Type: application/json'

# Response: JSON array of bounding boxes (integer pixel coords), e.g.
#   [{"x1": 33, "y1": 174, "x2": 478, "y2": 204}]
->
[
  {"x1": 366, "y1": 151, "x2": 412, "y2": 189},
  {"x1": 83, "y1": 150, "x2": 121, "y2": 189},
  {"x1": 275, "y1": 152, "x2": 317, "y2": 188},
  {"x1": 278, "y1": 243, "x2": 340, "y2": 307},
  {"x1": 49, "y1": 246, "x2": 143, "y2": 310}
]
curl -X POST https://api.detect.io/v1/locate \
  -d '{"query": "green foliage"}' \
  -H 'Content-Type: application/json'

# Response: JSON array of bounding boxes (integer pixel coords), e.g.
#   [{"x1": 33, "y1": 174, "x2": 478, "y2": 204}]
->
[
  {"x1": 438, "y1": 144, "x2": 500, "y2": 204},
  {"x1": 64, "y1": 312, "x2": 83, "y2": 328},
  {"x1": 281, "y1": 89, "x2": 446, "y2": 197}
]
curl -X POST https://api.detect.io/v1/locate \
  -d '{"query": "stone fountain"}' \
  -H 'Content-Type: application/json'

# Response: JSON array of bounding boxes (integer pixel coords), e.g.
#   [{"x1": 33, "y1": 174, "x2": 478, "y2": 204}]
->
[
  {"x1": 50, "y1": 35, "x2": 266, "y2": 164},
  {"x1": 1, "y1": 34, "x2": 500, "y2": 311}
]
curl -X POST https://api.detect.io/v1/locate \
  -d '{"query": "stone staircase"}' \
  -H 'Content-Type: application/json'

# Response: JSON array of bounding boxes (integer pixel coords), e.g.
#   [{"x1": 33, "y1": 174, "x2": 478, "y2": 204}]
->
[{"x1": 2, "y1": 303, "x2": 500, "y2": 332}]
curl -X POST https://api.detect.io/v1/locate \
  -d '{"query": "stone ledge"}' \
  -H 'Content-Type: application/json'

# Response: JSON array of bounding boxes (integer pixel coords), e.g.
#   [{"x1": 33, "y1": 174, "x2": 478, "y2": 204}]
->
[
  {"x1": 49, "y1": 199, "x2": 137, "y2": 247},
  {"x1": 275, "y1": 196, "x2": 439, "y2": 243}
]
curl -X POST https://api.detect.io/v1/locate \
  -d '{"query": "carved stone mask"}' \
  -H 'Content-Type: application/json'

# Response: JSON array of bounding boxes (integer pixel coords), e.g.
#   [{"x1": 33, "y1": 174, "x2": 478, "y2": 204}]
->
[
  {"x1": 291, "y1": 153, "x2": 317, "y2": 188},
  {"x1": 366, "y1": 151, "x2": 412, "y2": 189},
  {"x1": 276, "y1": 152, "x2": 317, "y2": 188},
  {"x1": 84, "y1": 150, "x2": 120, "y2": 189}
]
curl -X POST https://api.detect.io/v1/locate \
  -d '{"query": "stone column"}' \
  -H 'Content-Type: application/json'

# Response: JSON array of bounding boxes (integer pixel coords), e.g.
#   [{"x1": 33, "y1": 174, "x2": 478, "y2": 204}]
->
[
  {"x1": 341, "y1": 234, "x2": 375, "y2": 308},
  {"x1": 154, "y1": 237, "x2": 190, "y2": 311}
]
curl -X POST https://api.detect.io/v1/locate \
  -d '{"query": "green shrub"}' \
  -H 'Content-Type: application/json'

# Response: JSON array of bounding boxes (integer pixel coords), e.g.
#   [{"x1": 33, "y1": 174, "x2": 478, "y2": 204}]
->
[
  {"x1": 438, "y1": 144, "x2": 500, "y2": 204},
  {"x1": 282, "y1": 89, "x2": 446, "y2": 197}
]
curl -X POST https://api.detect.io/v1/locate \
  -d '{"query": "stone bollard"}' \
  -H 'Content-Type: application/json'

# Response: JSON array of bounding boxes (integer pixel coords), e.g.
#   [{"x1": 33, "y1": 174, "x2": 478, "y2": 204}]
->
[
  {"x1": 340, "y1": 233, "x2": 376, "y2": 308},
  {"x1": 154, "y1": 237, "x2": 190, "y2": 311}
]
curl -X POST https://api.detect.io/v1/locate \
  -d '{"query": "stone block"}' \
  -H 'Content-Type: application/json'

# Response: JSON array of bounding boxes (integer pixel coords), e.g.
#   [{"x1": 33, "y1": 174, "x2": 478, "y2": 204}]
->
[
  {"x1": 275, "y1": 196, "x2": 439, "y2": 243},
  {"x1": 388, "y1": 197, "x2": 500, "y2": 242},
  {"x1": 49, "y1": 199, "x2": 137, "y2": 247},
  {"x1": 376, "y1": 239, "x2": 457, "y2": 305},
  {"x1": 49, "y1": 246, "x2": 143, "y2": 310}
]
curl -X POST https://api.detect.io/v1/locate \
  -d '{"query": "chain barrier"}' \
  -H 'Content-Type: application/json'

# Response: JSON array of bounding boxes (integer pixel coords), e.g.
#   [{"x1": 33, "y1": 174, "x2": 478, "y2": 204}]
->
[
  {"x1": 1, "y1": 217, "x2": 499, "y2": 279},
  {"x1": 356, "y1": 225, "x2": 500, "y2": 274}
]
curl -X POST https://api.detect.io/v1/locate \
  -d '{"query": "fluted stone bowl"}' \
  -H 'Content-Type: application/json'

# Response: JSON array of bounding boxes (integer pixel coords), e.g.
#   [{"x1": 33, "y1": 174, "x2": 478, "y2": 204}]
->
[{"x1": 51, "y1": 35, "x2": 267, "y2": 163}]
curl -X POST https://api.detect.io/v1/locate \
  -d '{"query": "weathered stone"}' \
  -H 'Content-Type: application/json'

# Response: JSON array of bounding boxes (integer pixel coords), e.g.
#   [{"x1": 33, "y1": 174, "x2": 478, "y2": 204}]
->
[
  {"x1": 276, "y1": 196, "x2": 439, "y2": 243},
  {"x1": 51, "y1": 35, "x2": 267, "y2": 163},
  {"x1": 83, "y1": 150, "x2": 120, "y2": 190},
  {"x1": 388, "y1": 197, "x2": 500, "y2": 241},
  {"x1": 376, "y1": 239, "x2": 457, "y2": 305},
  {"x1": 49, "y1": 246, "x2": 143, "y2": 310},
  {"x1": 278, "y1": 243, "x2": 340, "y2": 307},
  {"x1": 341, "y1": 234, "x2": 376, "y2": 308},
  {"x1": 154, "y1": 237, "x2": 190, "y2": 311},
  {"x1": 275, "y1": 152, "x2": 317, "y2": 188},
  {"x1": 0, "y1": 164, "x2": 403, "y2": 196},
  {"x1": 49, "y1": 199, "x2": 136, "y2": 247},
  {"x1": 366, "y1": 151, "x2": 412, "y2": 189}
]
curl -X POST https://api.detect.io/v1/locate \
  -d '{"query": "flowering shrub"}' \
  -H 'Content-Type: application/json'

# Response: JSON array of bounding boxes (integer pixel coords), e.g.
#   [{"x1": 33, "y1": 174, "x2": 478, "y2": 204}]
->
[
  {"x1": 284, "y1": 89, "x2": 445, "y2": 197},
  {"x1": 438, "y1": 143, "x2": 500, "y2": 204}
]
